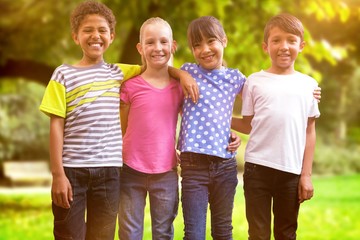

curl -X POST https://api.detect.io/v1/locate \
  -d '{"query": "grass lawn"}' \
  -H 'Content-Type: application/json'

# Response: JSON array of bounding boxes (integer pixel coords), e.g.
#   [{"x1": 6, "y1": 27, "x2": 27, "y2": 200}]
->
[{"x1": 0, "y1": 174, "x2": 359, "y2": 240}]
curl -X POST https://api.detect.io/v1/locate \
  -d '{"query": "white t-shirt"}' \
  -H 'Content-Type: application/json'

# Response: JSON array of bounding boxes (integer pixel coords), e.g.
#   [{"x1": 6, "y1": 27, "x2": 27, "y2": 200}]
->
[{"x1": 241, "y1": 70, "x2": 320, "y2": 174}]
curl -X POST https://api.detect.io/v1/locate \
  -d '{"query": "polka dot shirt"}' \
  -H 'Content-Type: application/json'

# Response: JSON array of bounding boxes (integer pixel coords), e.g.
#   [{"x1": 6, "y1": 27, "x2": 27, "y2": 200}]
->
[{"x1": 177, "y1": 63, "x2": 246, "y2": 159}]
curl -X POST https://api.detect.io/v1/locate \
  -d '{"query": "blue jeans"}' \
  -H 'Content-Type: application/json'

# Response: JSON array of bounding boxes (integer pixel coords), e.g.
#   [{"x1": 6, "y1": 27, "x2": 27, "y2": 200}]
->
[
  {"x1": 180, "y1": 152, "x2": 238, "y2": 240},
  {"x1": 118, "y1": 164, "x2": 179, "y2": 240},
  {"x1": 243, "y1": 162, "x2": 300, "y2": 240},
  {"x1": 52, "y1": 167, "x2": 120, "y2": 240}
]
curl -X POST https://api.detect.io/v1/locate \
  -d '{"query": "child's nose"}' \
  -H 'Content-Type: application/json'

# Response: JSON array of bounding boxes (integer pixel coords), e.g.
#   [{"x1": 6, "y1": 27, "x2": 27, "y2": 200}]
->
[
  {"x1": 92, "y1": 31, "x2": 101, "y2": 39},
  {"x1": 280, "y1": 41, "x2": 289, "y2": 49}
]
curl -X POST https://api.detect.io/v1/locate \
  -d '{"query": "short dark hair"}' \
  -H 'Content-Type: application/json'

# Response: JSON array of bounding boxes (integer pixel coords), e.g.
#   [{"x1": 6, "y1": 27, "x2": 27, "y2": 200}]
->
[
  {"x1": 263, "y1": 13, "x2": 304, "y2": 43},
  {"x1": 187, "y1": 16, "x2": 226, "y2": 49},
  {"x1": 70, "y1": 0, "x2": 116, "y2": 34}
]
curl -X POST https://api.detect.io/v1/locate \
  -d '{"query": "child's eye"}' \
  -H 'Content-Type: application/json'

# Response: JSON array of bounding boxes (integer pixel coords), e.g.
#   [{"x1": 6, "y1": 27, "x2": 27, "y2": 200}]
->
[{"x1": 208, "y1": 38, "x2": 217, "y2": 44}]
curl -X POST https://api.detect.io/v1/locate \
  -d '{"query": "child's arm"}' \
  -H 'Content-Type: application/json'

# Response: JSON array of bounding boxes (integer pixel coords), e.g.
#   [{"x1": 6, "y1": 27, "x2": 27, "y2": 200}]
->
[
  {"x1": 49, "y1": 115, "x2": 73, "y2": 209},
  {"x1": 168, "y1": 66, "x2": 199, "y2": 103},
  {"x1": 313, "y1": 86, "x2": 321, "y2": 102},
  {"x1": 298, "y1": 117, "x2": 316, "y2": 203},
  {"x1": 231, "y1": 115, "x2": 253, "y2": 134},
  {"x1": 120, "y1": 100, "x2": 130, "y2": 136}
]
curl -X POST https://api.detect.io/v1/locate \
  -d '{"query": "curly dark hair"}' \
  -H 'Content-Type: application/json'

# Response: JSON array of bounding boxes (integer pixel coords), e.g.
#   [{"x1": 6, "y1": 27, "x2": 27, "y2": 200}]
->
[{"x1": 70, "y1": 0, "x2": 116, "y2": 34}]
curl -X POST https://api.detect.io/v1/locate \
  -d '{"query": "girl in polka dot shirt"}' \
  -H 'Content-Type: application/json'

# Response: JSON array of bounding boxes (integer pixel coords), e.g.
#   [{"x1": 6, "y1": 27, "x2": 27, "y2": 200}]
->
[{"x1": 177, "y1": 16, "x2": 245, "y2": 240}]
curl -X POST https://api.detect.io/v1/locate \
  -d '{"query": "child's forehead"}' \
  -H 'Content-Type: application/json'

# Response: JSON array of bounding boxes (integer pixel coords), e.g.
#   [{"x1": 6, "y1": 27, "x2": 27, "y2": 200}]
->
[
  {"x1": 268, "y1": 26, "x2": 299, "y2": 38},
  {"x1": 80, "y1": 14, "x2": 109, "y2": 26}
]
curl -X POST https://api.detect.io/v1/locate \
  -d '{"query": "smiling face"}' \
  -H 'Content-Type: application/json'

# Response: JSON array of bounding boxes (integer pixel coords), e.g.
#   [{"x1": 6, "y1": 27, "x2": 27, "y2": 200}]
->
[
  {"x1": 191, "y1": 34, "x2": 226, "y2": 71},
  {"x1": 137, "y1": 21, "x2": 175, "y2": 70},
  {"x1": 262, "y1": 26, "x2": 305, "y2": 74},
  {"x1": 72, "y1": 14, "x2": 114, "y2": 66}
]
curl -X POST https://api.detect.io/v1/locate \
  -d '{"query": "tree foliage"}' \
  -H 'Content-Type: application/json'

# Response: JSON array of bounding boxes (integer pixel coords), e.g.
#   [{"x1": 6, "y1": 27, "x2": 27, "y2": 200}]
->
[{"x1": 0, "y1": 0, "x2": 359, "y2": 161}]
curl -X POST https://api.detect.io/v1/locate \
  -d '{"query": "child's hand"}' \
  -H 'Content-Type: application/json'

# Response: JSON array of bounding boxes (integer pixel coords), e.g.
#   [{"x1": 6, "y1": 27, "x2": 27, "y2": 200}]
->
[
  {"x1": 298, "y1": 175, "x2": 314, "y2": 203},
  {"x1": 180, "y1": 72, "x2": 199, "y2": 103},
  {"x1": 51, "y1": 174, "x2": 73, "y2": 209},
  {"x1": 313, "y1": 86, "x2": 321, "y2": 103},
  {"x1": 227, "y1": 132, "x2": 241, "y2": 153}
]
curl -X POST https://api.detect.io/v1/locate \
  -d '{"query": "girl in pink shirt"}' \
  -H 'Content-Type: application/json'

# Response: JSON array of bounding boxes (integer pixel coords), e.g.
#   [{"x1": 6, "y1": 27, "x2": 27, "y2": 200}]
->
[{"x1": 118, "y1": 17, "x2": 183, "y2": 240}]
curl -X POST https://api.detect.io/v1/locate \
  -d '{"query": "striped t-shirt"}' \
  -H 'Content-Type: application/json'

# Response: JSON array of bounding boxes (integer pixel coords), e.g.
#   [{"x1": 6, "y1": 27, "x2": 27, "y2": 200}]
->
[{"x1": 39, "y1": 61, "x2": 141, "y2": 167}]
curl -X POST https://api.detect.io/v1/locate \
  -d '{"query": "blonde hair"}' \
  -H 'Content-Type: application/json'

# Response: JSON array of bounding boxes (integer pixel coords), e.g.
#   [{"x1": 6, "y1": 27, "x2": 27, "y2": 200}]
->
[
  {"x1": 263, "y1": 13, "x2": 304, "y2": 43},
  {"x1": 139, "y1": 17, "x2": 173, "y2": 43},
  {"x1": 138, "y1": 17, "x2": 175, "y2": 65}
]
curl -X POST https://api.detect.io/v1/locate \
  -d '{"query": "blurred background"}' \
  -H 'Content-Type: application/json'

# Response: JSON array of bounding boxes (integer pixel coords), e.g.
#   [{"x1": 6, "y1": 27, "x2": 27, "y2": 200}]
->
[
  {"x1": 0, "y1": 0, "x2": 359, "y2": 175},
  {"x1": 0, "y1": 0, "x2": 360, "y2": 239}
]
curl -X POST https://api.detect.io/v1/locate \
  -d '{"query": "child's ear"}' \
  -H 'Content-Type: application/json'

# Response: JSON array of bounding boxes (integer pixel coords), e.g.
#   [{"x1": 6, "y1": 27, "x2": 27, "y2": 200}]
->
[
  {"x1": 109, "y1": 33, "x2": 115, "y2": 44},
  {"x1": 222, "y1": 37, "x2": 228, "y2": 47},
  {"x1": 171, "y1": 40, "x2": 178, "y2": 54},
  {"x1": 136, "y1": 42, "x2": 143, "y2": 55},
  {"x1": 262, "y1": 42, "x2": 269, "y2": 54},
  {"x1": 299, "y1": 41, "x2": 305, "y2": 52},
  {"x1": 72, "y1": 32, "x2": 80, "y2": 45}
]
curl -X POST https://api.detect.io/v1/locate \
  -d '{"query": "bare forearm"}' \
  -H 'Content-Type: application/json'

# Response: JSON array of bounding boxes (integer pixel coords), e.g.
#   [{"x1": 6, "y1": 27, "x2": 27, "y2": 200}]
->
[
  {"x1": 301, "y1": 119, "x2": 316, "y2": 176},
  {"x1": 231, "y1": 116, "x2": 252, "y2": 134},
  {"x1": 168, "y1": 66, "x2": 199, "y2": 103},
  {"x1": 120, "y1": 101, "x2": 130, "y2": 136},
  {"x1": 49, "y1": 116, "x2": 65, "y2": 177}
]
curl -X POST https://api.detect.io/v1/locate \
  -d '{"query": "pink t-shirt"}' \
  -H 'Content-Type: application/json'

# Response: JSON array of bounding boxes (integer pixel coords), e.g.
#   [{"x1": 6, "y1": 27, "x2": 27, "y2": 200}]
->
[{"x1": 120, "y1": 75, "x2": 183, "y2": 173}]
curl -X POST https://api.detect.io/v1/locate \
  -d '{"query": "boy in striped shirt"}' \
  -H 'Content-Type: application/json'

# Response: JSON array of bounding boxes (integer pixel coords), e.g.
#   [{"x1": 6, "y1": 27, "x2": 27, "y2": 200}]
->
[{"x1": 39, "y1": 1, "x2": 197, "y2": 239}]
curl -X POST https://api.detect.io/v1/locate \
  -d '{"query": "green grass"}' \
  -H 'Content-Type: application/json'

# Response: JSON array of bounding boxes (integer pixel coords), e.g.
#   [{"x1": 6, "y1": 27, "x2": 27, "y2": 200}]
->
[{"x1": 0, "y1": 175, "x2": 359, "y2": 240}]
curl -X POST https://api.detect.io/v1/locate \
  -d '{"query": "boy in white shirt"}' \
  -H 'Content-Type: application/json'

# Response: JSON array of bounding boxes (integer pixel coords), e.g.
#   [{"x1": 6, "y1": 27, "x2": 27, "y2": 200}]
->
[{"x1": 232, "y1": 13, "x2": 320, "y2": 240}]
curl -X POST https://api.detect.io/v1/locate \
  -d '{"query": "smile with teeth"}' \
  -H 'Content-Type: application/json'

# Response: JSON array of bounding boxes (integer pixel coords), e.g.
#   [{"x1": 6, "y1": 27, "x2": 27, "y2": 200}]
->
[
  {"x1": 202, "y1": 55, "x2": 214, "y2": 61},
  {"x1": 89, "y1": 43, "x2": 102, "y2": 48},
  {"x1": 152, "y1": 54, "x2": 165, "y2": 59}
]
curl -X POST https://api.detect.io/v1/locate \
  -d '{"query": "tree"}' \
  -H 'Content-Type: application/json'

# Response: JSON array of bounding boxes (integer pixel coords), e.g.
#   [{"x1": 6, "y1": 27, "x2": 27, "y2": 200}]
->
[{"x1": 0, "y1": 0, "x2": 359, "y2": 161}]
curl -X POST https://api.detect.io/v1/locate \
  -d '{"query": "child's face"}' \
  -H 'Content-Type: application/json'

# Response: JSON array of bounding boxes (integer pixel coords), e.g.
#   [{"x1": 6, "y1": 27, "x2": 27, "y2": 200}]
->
[
  {"x1": 262, "y1": 26, "x2": 305, "y2": 74},
  {"x1": 191, "y1": 35, "x2": 227, "y2": 70},
  {"x1": 72, "y1": 14, "x2": 114, "y2": 66},
  {"x1": 137, "y1": 22, "x2": 175, "y2": 69}
]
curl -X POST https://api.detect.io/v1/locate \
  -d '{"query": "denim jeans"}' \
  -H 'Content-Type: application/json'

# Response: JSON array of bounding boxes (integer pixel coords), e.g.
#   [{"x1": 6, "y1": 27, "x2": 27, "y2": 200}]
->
[
  {"x1": 180, "y1": 152, "x2": 238, "y2": 240},
  {"x1": 52, "y1": 167, "x2": 120, "y2": 240},
  {"x1": 118, "y1": 164, "x2": 179, "y2": 240},
  {"x1": 243, "y1": 162, "x2": 300, "y2": 240}
]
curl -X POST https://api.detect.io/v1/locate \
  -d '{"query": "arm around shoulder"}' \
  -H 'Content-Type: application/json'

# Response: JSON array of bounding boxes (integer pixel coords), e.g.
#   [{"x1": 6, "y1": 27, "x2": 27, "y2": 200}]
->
[
  {"x1": 231, "y1": 115, "x2": 253, "y2": 134},
  {"x1": 168, "y1": 66, "x2": 199, "y2": 103}
]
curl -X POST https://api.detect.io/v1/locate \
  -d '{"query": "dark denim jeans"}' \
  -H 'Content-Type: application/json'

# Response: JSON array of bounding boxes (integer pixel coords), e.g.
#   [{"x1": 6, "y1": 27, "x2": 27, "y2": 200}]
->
[
  {"x1": 118, "y1": 164, "x2": 179, "y2": 240},
  {"x1": 52, "y1": 167, "x2": 120, "y2": 240},
  {"x1": 243, "y1": 162, "x2": 300, "y2": 240},
  {"x1": 180, "y1": 152, "x2": 238, "y2": 240}
]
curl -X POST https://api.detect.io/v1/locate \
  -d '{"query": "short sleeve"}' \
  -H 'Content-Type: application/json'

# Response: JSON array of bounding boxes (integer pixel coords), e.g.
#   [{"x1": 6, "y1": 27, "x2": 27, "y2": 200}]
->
[
  {"x1": 241, "y1": 80, "x2": 254, "y2": 116},
  {"x1": 116, "y1": 64, "x2": 142, "y2": 82},
  {"x1": 39, "y1": 80, "x2": 66, "y2": 118}
]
